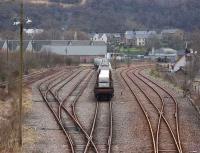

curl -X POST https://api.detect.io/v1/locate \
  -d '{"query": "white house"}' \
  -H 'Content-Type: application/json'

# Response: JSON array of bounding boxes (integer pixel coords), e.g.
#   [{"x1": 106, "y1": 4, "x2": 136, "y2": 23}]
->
[{"x1": 91, "y1": 33, "x2": 108, "y2": 43}]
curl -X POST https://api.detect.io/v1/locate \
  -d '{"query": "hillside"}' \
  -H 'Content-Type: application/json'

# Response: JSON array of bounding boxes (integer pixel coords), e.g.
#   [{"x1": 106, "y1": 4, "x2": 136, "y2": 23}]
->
[{"x1": 0, "y1": 0, "x2": 200, "y2": 33}]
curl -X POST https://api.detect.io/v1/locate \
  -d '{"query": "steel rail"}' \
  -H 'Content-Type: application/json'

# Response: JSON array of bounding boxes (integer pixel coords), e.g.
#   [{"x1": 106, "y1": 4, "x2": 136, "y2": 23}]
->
[
  {"x1": 69, "y1": 71, "x2": 100, "y2": 153},
  {"x1": 83, "y1": 100, "x2": 99, "y2": 153},
  {"x1": 83, "y1": 99, "x2": 113, "y2": 153},
  {"x1": 38, "y1": 69, "x2": 76, "y2": 153},
  {"x1": 107, "y1": 100, "x2": 113, "y2": 153},
  {"x1": 138, "y1": 68, "x2": 183, "y2": 153},
  {"x1": 58, "y1": 70, "x2": 91, "y2": 120},
  {"x1": 0, "y1": 67, "x2": 64, "y2": 87},
  {"x1": 120, "y1": 68, "x2": 157, "y2": 153},
  {"x1": 129, "y1": 67, "x2": 182, "y2": 152},
  {"x1": 49, "y1": 69, "x2": 99, "y2": 153}
]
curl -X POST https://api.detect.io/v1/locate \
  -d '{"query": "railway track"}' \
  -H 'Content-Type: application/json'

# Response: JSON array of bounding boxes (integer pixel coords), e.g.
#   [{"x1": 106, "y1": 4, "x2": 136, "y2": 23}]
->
[
  {"x1": 83, "y1": 100, "x2": 113, "y2": 153},
  {"x1": 137, "y1": 68, "x2": 182, "y2": 152},
  {"x1": 119, "y1": 65, "x2": 183, "y2": 153},
  {"x1": 39, "y1": 68, "x2": 91, "y2": 152},
  {"x1": 37, "y1": 67, "x2": 113, "y2": 153},
  {"x1": 38, "y1": 68, "x2": 81, "y2": 152},
  {"x1": 0, "y1": 66, "x2": 63, "y2": 88}
]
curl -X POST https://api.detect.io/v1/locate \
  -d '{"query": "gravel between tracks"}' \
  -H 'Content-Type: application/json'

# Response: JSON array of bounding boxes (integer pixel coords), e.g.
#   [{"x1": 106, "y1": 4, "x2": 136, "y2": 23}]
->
[
  {"x1": 142, "y1": 68, "x2": 200, "y2": 152},
  {"x1": 24, "y1": 66, "x2": 200, "y2": 153}
]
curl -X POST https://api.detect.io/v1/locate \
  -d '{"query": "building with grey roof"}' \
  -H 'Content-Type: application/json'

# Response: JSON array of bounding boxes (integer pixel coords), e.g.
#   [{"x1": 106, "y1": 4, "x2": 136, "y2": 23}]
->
[
  {"x1": 32, "y1": 40, "x2": 51, "y2": 52},
  {"x1": 149, "y1": 48, "x2": 178, "y2": 62},
  {"x1": 161, "y1": 29, "x2": 184, "y2": 40},
  {"x1": 38, "y1": 40, "x2": 107, "y2": 63},
  {"x1": 124, "y1": 30, "x2": 157, "y2": 46},
  {"x1": 135, "y1": 31, "x2": 157, "y2": 46},
  {"x1": 161, "y1": 29, "x2": 181, "y2": 34},
  {"x1": 0, "y1": 40, "x2": 107, "y2": 63}
]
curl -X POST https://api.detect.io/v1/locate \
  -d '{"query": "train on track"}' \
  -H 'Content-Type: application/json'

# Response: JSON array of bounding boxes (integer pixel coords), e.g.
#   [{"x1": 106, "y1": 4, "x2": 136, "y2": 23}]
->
[
  {"x1": 94, "y1": 58, "x2": 114, "y2": 100},
  {"x1": 94, "y1": 57, "x2": 103, "y2": 70}
]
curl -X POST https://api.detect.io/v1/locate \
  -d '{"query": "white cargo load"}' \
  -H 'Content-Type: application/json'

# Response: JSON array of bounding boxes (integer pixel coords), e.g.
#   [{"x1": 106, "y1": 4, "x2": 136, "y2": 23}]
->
[
  {"x1": 99, "y1": 70, "x2": 109, "y2": 79},
  {"x1": 94, "y1": 57, "x2": 103, "y2": 65},
  {"x1": 98, "y1": 70, "x2": 110, "y2": 87}
]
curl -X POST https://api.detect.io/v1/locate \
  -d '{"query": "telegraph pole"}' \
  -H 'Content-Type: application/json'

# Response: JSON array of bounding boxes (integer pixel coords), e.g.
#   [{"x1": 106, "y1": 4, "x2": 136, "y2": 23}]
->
[
  {"x1": 19, "y1": 0, "x2": 24, "y2": 146},
  {"x1": 6, "y1": 38, "x2": 9, "y2": 93},
  {"x1": 6, "y1": 39, "x2": 9, "y2": 66}
]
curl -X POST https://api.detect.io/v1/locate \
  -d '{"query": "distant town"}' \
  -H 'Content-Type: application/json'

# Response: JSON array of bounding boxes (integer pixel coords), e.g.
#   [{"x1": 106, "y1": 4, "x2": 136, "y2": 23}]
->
[{"x1": 0, "y1": 28, "x2": 188, "y2": 68}]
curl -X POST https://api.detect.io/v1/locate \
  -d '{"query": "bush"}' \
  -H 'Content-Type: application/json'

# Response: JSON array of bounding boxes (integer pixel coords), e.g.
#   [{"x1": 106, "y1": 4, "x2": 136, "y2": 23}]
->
[
  {"x1": 0, "y1": 50, "x2": 74, "y2": 80},
  {"x1": 150, "y1": 68, "x2": 160, "y2": 78},
  {"x1": 0, "y1": 95, "x2": 20, "y2": 153}
]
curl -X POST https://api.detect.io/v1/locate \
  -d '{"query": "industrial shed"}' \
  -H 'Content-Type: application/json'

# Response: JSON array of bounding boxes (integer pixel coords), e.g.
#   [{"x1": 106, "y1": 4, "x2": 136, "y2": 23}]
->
[
  {"x1": 0, "y1": 40, "x2": 107, "y2": 63},
  {"x1": 40, "y1": 40, "x2": 107, "y2": 63},
  {"x1": 149, "y1": 48, "x2": 178, "y2": 62}
]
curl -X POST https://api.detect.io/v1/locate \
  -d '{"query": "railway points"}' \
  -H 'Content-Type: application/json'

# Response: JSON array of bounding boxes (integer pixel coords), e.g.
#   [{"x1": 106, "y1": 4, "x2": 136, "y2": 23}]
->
[{"x1": 23, "y1": 63, "x2": 200, "y2": 153}]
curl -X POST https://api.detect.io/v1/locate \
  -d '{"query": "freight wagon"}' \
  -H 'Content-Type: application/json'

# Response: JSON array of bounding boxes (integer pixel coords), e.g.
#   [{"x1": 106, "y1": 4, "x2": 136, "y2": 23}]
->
[{"x1": 94, "y1": 69, "x2": 114, "y2": 100}]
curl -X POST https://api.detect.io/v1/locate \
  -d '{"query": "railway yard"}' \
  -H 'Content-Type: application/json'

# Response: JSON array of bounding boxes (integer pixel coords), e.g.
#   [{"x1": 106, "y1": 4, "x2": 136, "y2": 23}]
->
[
  {"x1": 2, "y1": 1, "x2": 200, "y2": 153},
  {"x1": 23, "y1": 63, "x2": 200, "y2": 153}
]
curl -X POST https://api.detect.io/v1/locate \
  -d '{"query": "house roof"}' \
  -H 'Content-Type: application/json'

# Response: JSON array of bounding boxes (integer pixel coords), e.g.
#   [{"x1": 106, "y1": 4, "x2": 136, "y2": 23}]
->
[
  {"x1": 32, "y1": 40, "x2": 107, "y2": 55},
  {"x1": 125, "y1": 31, "x2": 134, "y2": 39},
  {"x1": 93, "y1": 41, "x2": 106, "y2": 46},
  {"x1": 70, "y1": 40, "x2": 91, "y2": 46},
  {"x1": 125, "y1": 31, "x2": 134, "y2": 35},
  {"x1": 32, "y1": 40, "x2": 51, "y2": 51},
  {"x1": 135, "y1": 31, "x2": 157, "y2": 38},
  {"x1": 41, "y1": 45, "x2": 67, "y2": 54},
  {"x1": 155, "y1": 48, "x2": 177, "y2": 54},
  {"x1": 113, "y1": 33, "x2": 121, "y2": 38},
  {"x1": 125, "y1": 31, "x2": 157, "y2": 39},
  {"x1": 50, "y1": 40, "x2": 68, "y2": 45},
  {"x1": 1, "y1": 40, "x2": 107, "y2": 55},
  {"x1": 66, "y1": 45, "x2": 107, "y2": 56},
  {"x1": 161, "y1": 29, "x2": 182, "y2": 34}
]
